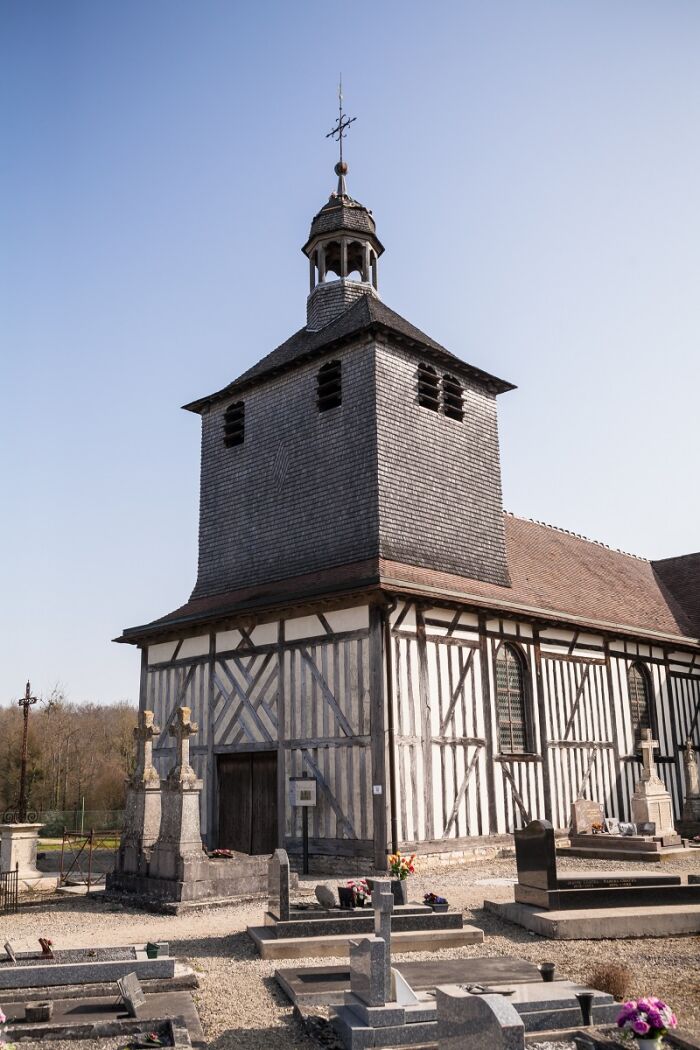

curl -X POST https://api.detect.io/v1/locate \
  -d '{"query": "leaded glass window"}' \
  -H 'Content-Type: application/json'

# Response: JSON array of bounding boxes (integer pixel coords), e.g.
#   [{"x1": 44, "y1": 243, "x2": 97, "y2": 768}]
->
[
  {"x1": 628, "y1": 663, "x2": 652, "y2": 747},
  {"x1": 496, "y1": 644, "x2": 528, "y2": 753}
]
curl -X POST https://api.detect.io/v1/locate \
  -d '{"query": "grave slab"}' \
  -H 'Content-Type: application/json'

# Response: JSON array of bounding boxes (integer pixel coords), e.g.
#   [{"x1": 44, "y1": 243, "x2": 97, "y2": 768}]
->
[
  {"x1": 485, "y1": 899, "x2": 700, "y2": 939},
  {"x1": 0, "y1": 943, "x2": 174, "y2": 989},
  {"x1": 249, "y1": 923, "x2": 483, "y2": 959},
  {"x1": 436, "y1": 985, "x2": 524, "y2": 1050},
  {"x1": 276, "y1": 956, "x2": 559, "y2": 1007}
]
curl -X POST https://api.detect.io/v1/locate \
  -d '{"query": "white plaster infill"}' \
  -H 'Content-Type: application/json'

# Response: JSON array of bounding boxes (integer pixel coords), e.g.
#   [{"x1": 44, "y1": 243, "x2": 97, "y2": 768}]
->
[{"x1": 0, "y1": 823, "x2": 57, "y2": 893}]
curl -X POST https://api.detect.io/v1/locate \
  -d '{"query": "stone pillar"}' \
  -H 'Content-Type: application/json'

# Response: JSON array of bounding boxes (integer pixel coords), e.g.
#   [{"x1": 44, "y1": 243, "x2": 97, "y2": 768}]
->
[
  {"x1": 117, "y1": 710, "x2": 162, "y2": 875},
  {"x1": 631, "y1": 729, "x2": 676, "y2": 836},
  {"x1": 0, "y1": 824, "x2": 56, "y2": 893},
  {"x1": 148, "y1": 706, "x2": 208, "y2": 883}
]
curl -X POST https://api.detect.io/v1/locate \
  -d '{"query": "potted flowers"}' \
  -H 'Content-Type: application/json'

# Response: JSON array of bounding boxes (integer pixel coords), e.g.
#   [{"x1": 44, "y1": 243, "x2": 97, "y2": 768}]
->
[
  {"x1": 1, "y1": 1004, "x2": 17, "y2": 1049},
  {"x1": 423, "y1": 892, "x2": 448, "y2": 912},
  {"x1": 388, "y1": 852, "x2": 416, "y2": 905},
  {"x1": 616, "y1": 997, "x2": 678, "y2": 1048},
  {"x1": 346, "y1": 878, "x2": 370, "y2": 907}
]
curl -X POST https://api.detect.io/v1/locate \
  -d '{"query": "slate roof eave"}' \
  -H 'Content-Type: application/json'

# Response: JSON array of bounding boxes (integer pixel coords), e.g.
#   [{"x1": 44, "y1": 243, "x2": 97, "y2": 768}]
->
[{"x1": 182, "y1": 295, "x2": 515, "y2": 413}]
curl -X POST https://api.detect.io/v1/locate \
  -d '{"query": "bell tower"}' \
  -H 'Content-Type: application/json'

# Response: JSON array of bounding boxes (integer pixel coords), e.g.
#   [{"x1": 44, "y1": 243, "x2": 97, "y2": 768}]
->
[{"x1": 302, "y1": 92, "x2": 384, "y2": 330}]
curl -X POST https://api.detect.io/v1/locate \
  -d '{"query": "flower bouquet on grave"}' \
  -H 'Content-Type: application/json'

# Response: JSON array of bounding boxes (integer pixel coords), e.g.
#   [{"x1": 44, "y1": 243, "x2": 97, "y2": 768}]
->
[
  {"x1": 209, "y1": 848, "x2": 234, "y2": 859},
  {"x1": 423, "y1": 892, "x2": 449, "y2": 912},
  {"x1": 388, "y1": 852, "x2": 416, "y2": 879},
  {"x1": 616, "y1": 997, "x2": 677, "y2": 1047},
  {"x1": 346, "y1": 878, "x2": 370, "y2": 907},
  {"x1": 590, "y1": 821, "x2": 604, "y2": 835}
]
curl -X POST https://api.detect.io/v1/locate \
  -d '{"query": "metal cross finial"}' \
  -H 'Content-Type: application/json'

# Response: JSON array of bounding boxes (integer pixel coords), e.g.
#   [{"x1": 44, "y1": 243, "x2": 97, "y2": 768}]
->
[{"x1": 326, "y1": 75, "x2": 356, "y2": 172}]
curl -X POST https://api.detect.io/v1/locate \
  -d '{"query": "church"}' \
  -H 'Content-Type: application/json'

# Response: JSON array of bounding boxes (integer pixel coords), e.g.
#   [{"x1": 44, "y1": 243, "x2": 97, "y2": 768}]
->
[{"x1": 117, "y1": 131, "x2": 700, "y2": 870}]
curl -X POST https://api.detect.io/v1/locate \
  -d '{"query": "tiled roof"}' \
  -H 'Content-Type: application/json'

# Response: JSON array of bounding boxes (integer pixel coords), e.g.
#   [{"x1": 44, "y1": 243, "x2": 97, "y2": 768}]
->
[
  {"x1": 306, "y1": 192, "x2": 378, "y2": 240},
  {"x1": 182, "y1": 294, "x2": 514, "y2": 412},
  {"x1": 117, "y1": 516, "x2": 700, "y2": 645}
]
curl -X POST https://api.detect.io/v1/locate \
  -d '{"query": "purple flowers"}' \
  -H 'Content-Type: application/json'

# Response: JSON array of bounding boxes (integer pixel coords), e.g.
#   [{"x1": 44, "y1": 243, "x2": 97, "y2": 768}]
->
[{"x1": 617, "y1": 997, "x2": 678, "y2": 1040}]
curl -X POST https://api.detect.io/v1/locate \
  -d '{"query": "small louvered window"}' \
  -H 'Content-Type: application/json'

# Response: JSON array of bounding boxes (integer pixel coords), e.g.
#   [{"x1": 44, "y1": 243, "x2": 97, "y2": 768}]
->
[
  {"x1": 223, "y1": 401, "x2": 245, "y2": 447},
  {"x1": 417, "y1": 363, "x2": 440, "y2": 411},
  {"x1": 317, "y1": 360, "x2": 342, "y2": 412},
  {"x1": 496, "y1": 644, "x2": 529, "y2": 753},
  {"x1": 628, "y1": 663, "x2": 653, "y2": 747},
  {"x1": 443, "y1": 374, "x2": 464, "y2": 421}
]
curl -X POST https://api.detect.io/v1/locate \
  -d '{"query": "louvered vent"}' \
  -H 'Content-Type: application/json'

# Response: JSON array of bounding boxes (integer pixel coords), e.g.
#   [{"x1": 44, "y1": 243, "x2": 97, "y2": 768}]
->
[
  {"x1": 442, "y1": 374, "x2": 464, "y2": 421},
  {"x1": 417, "y1": 363, "x2": 440, "y2": 411},
  {"x1": 223, "y1": 401, "x2": 245, "y2": 447},
  {"x1": 317, "y1": 360, "x2": 342, "y2": 412}
]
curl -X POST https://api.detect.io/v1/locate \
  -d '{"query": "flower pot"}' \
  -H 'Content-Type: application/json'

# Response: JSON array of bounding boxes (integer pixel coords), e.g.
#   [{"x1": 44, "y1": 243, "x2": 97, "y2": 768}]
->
[
  {"x1": 428, "y1": 902, "x2": 449, "y2": 912},
  {"x1": 538, "y1": 962, "x2": 556, "y2": 983},
  {"x1": 635, "y1": 1040, "x2": 664, "y2": 1050},
  {"x1": 391, "y1": 879, "x2": 408, "y2": 906},
  {"x1": 145, "y1": 942, "x2": 160, "y2": 959}
]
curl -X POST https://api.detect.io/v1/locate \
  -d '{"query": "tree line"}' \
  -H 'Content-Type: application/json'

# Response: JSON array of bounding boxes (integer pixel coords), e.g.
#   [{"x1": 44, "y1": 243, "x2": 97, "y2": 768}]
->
[{"x1": 0, "y1": 689, "x2": 138, "y2": 820}]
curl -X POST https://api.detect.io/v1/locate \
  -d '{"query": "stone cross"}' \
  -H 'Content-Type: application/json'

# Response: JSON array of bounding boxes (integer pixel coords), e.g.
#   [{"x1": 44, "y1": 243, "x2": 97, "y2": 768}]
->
[
  {"x1": 372, "y1": 878, "x2": 394, "y2": 995},
  {"x1": 132, "y1": 710, "x2": 160, "y2": 786},
  {"x1": 684, "y1": 739, "x2": 700, "y2": 798},
  {"x1": 639, "y1": 728, "x2": 660, "y2": 781},
  {"x1": 167, "y1": 706, "x2": 199, "y2": 786}
]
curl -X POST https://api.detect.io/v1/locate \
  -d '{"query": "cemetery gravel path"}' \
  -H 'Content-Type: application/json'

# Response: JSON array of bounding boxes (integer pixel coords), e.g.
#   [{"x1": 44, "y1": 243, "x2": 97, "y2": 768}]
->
[{"x1": 2, "y1": 853, "x2": 698, "y2": 1047}]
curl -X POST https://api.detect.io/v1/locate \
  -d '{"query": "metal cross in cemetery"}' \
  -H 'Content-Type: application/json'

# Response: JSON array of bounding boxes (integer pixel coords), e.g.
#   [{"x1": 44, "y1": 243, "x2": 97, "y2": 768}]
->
[
  {"x1": 133, "y1": 709, "x2": 161, "y2": 785},
  {"x1": 16, "y1": 681, "x2": 39, "y2": 822},
  {"x1": 167, "y1": 706, "x2": 199, "y2": 785},
  {"x1": 639, "y1": 728, "x2": 660, "y2": 782},
  {"x1": 326, "y1": 76, "x2": 356, "y2": 170}
]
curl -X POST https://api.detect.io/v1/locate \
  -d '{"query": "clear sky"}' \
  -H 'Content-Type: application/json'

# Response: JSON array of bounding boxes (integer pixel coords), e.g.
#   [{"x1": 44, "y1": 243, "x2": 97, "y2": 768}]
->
[{"x1": 2, "y1": 0, "x2": 699, "y2": 705}]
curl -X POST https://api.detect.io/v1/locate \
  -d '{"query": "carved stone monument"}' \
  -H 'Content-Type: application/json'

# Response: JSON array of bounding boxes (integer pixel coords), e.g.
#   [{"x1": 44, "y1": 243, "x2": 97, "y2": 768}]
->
[
  {"x1": 0, "y1": 824, "x2": 56, "y2": 893},
  {"x1": 117, "y1": 710, "x2": 162, "y2": 875},
  {"x1": 680, "y1": 738, "x2": 700, "y2": 835},
  {"x1": 570, "y1": 798, "x2": 604, "y2": 835},
  {"x1": 630, "y1": 729, "x2": 676, "y2": 838},
  {"x1": 149, "y1": 707, "x2": 208, "y2": 882}
]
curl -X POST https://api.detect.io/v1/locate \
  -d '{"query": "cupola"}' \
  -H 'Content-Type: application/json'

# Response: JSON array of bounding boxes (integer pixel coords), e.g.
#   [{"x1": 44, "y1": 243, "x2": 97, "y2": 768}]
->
[{"x1": 302, "y1": 161, "x2": 384, "y2": 331}]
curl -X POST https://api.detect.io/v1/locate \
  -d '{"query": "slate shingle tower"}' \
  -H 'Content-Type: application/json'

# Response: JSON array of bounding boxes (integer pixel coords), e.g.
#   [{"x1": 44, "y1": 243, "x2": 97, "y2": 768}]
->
[{"x1": 185, "y1": 160, "x2": 513, "y2": 604}]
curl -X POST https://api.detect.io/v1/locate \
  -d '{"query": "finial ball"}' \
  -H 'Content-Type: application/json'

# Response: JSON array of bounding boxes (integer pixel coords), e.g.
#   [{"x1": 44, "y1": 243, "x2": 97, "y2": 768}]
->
[{"x1": 334, "y1": 161, "x2": 348, "y2": 176}]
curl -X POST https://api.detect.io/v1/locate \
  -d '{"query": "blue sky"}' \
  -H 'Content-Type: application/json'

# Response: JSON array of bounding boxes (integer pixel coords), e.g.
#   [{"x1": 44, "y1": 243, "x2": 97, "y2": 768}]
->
[{"x1": 2, "y1": 0, "x2": 699, "y2": 704}]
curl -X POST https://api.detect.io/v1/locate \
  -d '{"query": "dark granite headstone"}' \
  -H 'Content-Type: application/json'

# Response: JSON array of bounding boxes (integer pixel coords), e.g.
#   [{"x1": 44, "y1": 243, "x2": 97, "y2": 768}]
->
[
  {"x1": 514, "y1": 820, "x2": 557, "y2": 893},
  {"x1": 117, "y1": 972, "x2": 146, "y2": 1018},
  {"x1": 268, "y1": 848, "x2": 290, "y2": 921},
  {"x1": 349, "y1": 936, "x2": 389, "y2": 1007}
]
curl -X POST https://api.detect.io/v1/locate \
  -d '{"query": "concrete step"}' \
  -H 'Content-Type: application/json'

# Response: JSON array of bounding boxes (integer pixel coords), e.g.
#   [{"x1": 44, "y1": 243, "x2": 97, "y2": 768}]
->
[{"x1": 485, "y1": 899, "x2": 700, "y2": 939}]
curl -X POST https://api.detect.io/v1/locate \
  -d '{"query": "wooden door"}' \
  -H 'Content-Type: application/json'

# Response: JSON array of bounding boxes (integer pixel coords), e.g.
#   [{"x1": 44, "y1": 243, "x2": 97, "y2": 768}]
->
[{"x1": 217, "y1": 751, "x2": 278, "y2": 854}]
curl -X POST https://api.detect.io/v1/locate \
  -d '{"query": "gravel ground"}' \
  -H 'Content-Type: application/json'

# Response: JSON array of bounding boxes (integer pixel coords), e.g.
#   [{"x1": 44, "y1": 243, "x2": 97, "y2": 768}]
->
[
  {"x1": 8, "y1": 1041, "x2": 163, "y2": 1049},
  {"x1": 1, "y1": 852, "x2": 698, "y2": 1048}
]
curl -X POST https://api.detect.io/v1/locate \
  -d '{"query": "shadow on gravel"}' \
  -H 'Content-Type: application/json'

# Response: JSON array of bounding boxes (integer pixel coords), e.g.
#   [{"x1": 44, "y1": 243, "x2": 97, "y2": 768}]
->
[{"x1": 205, "y1": 1014, "x2": 310, "y2": 1049}]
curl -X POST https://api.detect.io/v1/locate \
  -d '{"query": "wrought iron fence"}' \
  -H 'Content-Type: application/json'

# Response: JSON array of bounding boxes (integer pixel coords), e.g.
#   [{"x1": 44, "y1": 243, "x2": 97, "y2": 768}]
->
[
  {"x1": 59, "y1": 828, "x2": 120, "y2": 891},
  {"x1": 0, "y1": 864, "x2": 19, "y2": 915}
]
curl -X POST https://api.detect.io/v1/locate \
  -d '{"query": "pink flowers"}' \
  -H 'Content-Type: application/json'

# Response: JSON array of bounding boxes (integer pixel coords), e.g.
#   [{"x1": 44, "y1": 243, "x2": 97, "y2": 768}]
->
[{"x1": 617, "y1": 997, "x2": 678, "y2": 1040}]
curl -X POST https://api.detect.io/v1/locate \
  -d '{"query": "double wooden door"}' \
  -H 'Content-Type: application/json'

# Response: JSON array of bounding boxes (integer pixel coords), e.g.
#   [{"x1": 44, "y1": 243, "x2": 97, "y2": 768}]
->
[{"x1": 217, "y1": 751, "x2": 278, "y2": 855}]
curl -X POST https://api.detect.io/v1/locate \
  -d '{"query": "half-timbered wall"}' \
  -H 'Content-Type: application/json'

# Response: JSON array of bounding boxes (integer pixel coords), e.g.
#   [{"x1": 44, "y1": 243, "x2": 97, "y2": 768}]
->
[
  {"x1": 142, "y1": 604, "x2": 379, "y2": 857},
  {"x1": 390, "y1": 600, "x2": 700, "y2": 846},
  {"x1": 140, "y1": 597, "x2": 700, "y2": 858}
]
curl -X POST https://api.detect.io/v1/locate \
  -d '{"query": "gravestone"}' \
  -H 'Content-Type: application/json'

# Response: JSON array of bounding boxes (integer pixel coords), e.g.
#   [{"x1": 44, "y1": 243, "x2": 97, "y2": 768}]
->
[
  {"x1": 3, "y1": 942, "x2": 16, "y2": 964},
  {"x1": 348, "y1": 935, "x2": 390, "y2": 1007},
  {"x1": 514, "y1": 819, "x2": 557, "y2": 898},
  {"x1": 571, "y1": 799, "x2": 604, "y2": 835},
  {"x1": 436, "y1": 985, "x2": 524, "y2": 1050},
  {"x1": 315, "y1": 884, "x2": 335, "y2": 909},
  {"x1": 372, "y1": 878, "x2": 394, "y2": 996},
  {"x1": 117, "y1": 710, "x2": 162, "y2": 875},
  {"x1": 681, "y1": 738, "x2": 700, "y2": 832},
  {"x1": 117, "y1": 972, "x2": 146, "y2": 1018},
  {"x1": 149, "y1": 707, "x2": 209, "y2": 882},
  {"x1": 268, "y1": 849, "x2": 290, "y2": 921},
  {"x1": 630, "y1": 730, "x2": 676, "y2": 837}
]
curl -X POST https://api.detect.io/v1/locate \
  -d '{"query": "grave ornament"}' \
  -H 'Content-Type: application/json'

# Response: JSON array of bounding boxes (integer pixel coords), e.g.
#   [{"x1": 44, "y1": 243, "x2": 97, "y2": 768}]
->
[
  {"x1": 167, "y1": 706, "x2": 199, "y2": 786},
  {"x1": 631, "y1": 729, "x2": 676, "y2": 837},
  {"x1": 117, "y1": 971, "x2": 146, "y2": 1018}
]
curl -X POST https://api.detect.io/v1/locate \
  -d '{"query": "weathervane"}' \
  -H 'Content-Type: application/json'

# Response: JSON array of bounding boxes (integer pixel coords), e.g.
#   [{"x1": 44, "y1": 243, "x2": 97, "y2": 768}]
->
[{"x1": 326, "y1": 75, "x2": 356, "y2": 177}]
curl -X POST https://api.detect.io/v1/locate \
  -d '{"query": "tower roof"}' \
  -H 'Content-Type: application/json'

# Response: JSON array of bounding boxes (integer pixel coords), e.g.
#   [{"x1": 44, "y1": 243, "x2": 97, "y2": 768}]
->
[
  {"x1": 302, "y1": 188, "x2": 384, "y2": 254},
  {"x1": 182, "y1": 292, "x2": 515, "y2": 413}
]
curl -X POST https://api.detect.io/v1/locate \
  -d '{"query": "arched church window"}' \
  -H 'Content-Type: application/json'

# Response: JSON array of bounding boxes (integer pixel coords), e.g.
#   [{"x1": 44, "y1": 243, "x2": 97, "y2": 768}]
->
[
  {"x1": 223, "y1": 401, "x2": 245, "y2": 447},
  {"x1": 417, "y1": 363, "x2": 440, "y2": 411},
  {"x1": 317, "y1": 360, "x2": 342, "y2": 412},
  {"x1": 442, "y1": 374, "x2": 464, "y2": 421},
  {"x1": 495, "y1": 644, "x2": 529, "y2": 753},
  {"x1": 627, "y1": 662, "x2": 653, "y2": 747}
]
